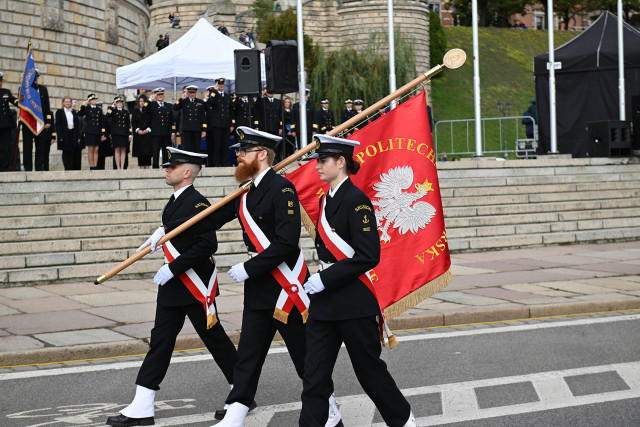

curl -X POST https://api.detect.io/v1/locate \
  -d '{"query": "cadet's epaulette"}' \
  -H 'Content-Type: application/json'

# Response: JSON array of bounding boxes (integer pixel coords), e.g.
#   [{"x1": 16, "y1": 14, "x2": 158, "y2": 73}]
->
[
  {"x1": 101, "y1": 128, "x2": 106, "y2": 132},
  {"x1": 46, "y1": 114, "x2": 51, "y2": 119},
  {"x1": 282, "y1": 187, "x2": 295, "y2": 195},
  {"x1": 202, "y1": 124, "x2": 207, "y2": 128},
  {"x1": 176, "y1": 99, "x2": 180, "y2": 104},
  {"x1": 212, "y1": 92, "x2": 216, "y2": 97},
  {"x1": 313, "y1": 124, "x2": 318, "y2": 129},
  {"x1": 231, "y1": 119, "x2": 235, "y2": 124},
  {"x1": 144, "y1": 102, "x2": 148, "y2": 107},
  {"x1": 195, "y1": 202, "x2": 209, "y2": 209}
]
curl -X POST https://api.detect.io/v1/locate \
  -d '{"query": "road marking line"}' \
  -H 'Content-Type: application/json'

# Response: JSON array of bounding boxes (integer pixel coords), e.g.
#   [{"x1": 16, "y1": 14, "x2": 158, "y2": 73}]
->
[{"x1": 1, "y1": 315, "x2": 638, "y2": 381}]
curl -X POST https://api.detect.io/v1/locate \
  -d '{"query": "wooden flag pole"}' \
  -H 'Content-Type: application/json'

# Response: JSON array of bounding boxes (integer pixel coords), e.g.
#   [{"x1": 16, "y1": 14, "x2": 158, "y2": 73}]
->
[{"x1": 93, "y1": 49, "x2": 466, "y2": 285}]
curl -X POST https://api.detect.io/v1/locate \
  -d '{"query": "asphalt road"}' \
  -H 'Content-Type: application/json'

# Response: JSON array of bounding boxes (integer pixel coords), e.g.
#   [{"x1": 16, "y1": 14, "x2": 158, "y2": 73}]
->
[{"x1": 2, "y1": 311, "x2": 640, "y2": 427}]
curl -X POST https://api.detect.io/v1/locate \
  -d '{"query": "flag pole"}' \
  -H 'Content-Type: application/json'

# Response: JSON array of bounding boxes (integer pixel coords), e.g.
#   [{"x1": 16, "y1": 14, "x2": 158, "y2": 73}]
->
[
  {"x1": 93, "y1": 48, "x2": 466, "y2": 285},
  {"x1": 13, "y1": 42, "x2": 32, "y2": 171}
]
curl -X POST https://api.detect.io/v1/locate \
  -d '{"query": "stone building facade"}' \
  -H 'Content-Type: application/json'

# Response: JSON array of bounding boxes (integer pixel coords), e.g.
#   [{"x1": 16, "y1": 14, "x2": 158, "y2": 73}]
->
[{"x1": 0, "y1": 0, "x2": 150, "y2": 110}]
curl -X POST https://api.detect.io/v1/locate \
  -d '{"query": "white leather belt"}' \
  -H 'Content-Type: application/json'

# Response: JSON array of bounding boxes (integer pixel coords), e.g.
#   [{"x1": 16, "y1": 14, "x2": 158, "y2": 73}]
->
[{"x1": 248, "y1": 251, "x2": 258, "y2": 258}]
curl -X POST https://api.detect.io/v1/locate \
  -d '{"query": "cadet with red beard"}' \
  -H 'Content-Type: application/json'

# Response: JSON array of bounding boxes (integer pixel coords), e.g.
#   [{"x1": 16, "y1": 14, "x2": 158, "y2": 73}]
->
[{"x1": 207, "y1": 127, "x2": 342, "y2": 427}]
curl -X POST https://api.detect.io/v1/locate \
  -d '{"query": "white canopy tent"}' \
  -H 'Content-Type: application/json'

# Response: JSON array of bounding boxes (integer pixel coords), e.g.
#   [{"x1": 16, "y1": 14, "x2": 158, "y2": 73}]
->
[{"x1": 116, "y1": 18, "x2": 265, "y2": 92}]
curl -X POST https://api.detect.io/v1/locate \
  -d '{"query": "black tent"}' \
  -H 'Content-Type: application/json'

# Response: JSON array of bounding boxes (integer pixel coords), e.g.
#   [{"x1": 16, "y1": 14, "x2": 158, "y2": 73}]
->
[{"x1": 534, "y1": 12, "x2": 640, "y2": 157}]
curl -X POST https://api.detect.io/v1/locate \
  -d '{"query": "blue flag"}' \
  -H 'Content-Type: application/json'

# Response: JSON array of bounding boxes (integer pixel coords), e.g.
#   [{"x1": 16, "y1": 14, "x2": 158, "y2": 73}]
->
[{"x1": 18, "y1": 47, "x2": 44, "y2": 135}]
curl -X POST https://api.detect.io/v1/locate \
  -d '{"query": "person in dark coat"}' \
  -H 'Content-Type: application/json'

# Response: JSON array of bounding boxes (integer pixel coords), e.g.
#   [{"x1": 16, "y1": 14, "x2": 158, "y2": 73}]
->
[
  {"x1": 233, "y1": 95, "x2": 258, "y2": 129},
  {"x1": 209, "y1": 127, "x2": 341, "y2": 427},
  {"x1": 173, "y1": 85, "x2": 206, "y2": 153},
  {"x1": 291, "y1": 88, "x2": 317, "y2": 146},
  {"x1": 315, "y1": 98, "x2": 335, "y2": 134},
  {"x1": 54, "y1": 96, "x2": 82, "y2": 170},
  {"x1": 144, "y1": 88, "x2": 175, "y2": 169},
  {"x1": 107, "y1": 96, "x2": 132, "y2": 170},
  {"x1": 257, "y1": 91, "x2": 282, "y2": 136},
  {"x1": 132, "y1": 95, "x2": 152, "y2": 168},
  {"x1": 340, "y1": 98, "x2": 357, "y2": 125},
  {"x1": 78, "y1": 94, "x2": 106, "y2": 170},
  {"x1": 106, "y1": 147, "x2": 237, "y2": 427},
  {"x1": 205, "y1": 78, "x2": 234, "y2": 167},
  {"x1": 351, "y1": 99, "x2": 368, "y2": 132},
  {"x1": 0, "y1": 72, "x2": 19, "y2": 171},
  {"x1": 299, "y1": 135, "x2": 415, "y2": 427},
  {"x1": 21, "y1": 69, "x2": 55, "y2": 171}
]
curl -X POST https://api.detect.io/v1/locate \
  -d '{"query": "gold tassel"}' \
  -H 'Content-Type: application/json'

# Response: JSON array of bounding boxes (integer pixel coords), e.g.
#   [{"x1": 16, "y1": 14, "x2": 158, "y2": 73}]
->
[
  {"x1": 384, "y1": 267, "x2": 452, "y2": 320},
  {"x1": 206, "y1": 313, "x2": 218, "y2": 329},
  {"x1": 388, "y1": 334, "x2": 398, "y2": 349},
  {"x1": 380, "y1": 330, "x2": 385, "y2": 347},
  {"x1": 299, "y1": 204, "x2": 316, "y2": 240},
  {"x1": 301, "y1": 308, "x2": 309, "y2": 324},
  {"x1": 273, "y1": 308, "x2": 289, "y2": 324}
]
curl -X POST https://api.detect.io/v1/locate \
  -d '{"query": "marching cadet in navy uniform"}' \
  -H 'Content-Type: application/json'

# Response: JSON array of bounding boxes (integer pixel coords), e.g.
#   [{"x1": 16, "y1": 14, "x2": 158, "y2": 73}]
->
[
  {"x1": 21, "y1": 69, "x2": 55, "y2": 171},
  {"x1": 351, "y1": 99, "x2": 368, "y2": 132},
  {"x1": 107, "y1": 96, "x2": 132, "y2": 170},
  {"x1": 78, "y1": 94, "x2": 106, "y2": 170},
  {"x1": 315, "y1": 98, "x2": 335, "y2": 135},
  {"x1": 205, "y1": 78, "x2": 234, "y2": 167},
  {"x1": 106, "y1": 147, "x2": 237, "y2": 427},
  {"x1": 257, "y1": 90, "x2": 282, "y2": 136},
  {"x1": 144, "y1": 88, "x2": 175, "y2": 169},
  {"x1": 291, "y1": 88, "x2": 317, "y2": 144},
  {"x1": 0, "y1": 72, "x2": 19, "y2": 171},
  {"x1": 299, "y1": 135, "x2": 415, "y2": 427},
  {"x1": 173, "y1": 85, "x2": 206, "y2": 153},
  {"x1": 209, "y1": 127, "x2": 341, "y2": 427}
]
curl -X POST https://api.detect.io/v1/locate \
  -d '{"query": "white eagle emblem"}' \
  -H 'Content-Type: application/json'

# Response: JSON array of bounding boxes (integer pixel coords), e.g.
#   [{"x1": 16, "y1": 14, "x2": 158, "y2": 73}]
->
[{"x1": 371, "y1": 166, "x2": 436, "y2": 242}]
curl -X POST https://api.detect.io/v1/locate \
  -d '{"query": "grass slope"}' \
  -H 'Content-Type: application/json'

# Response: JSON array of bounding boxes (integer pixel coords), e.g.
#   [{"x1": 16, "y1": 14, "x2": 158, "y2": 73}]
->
[{"x1": 431, "y1": 27, "x2": 577, "y2": 156}]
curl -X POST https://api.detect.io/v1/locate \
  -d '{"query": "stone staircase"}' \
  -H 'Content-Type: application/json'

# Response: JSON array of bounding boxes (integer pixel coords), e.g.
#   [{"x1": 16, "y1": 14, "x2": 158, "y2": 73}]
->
[{"x1": 1, "y1": 157, "x2": 639, "y2": 286}]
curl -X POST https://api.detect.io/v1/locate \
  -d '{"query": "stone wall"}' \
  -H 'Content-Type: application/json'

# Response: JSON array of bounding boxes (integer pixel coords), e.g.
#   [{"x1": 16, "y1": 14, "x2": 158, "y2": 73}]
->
[{"x1": 0, "y1": 0, "x2": 150, "y2": 109}]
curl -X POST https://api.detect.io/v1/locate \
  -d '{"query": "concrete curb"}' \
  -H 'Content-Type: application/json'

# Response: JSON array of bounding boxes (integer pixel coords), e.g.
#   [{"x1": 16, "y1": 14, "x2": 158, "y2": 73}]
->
[{"x1": 2, "y1": 301, "x2": 639, "y2": 367}]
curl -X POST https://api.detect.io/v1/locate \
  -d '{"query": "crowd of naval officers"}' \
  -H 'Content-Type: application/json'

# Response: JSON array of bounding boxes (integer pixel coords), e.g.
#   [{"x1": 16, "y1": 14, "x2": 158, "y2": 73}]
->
[{"x1": 0, "y1": 68, "x2": 377, "y2": 171}]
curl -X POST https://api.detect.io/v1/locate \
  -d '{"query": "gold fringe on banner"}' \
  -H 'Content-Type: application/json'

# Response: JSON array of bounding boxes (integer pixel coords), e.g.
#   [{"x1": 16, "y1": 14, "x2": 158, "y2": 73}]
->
[
  {"x1": 384, "y1": 267, "x2": 452, "y2": 320},
  {"x1": 301, "y1": 308, "x2": 309, "y2": 323},
  {"x1": 300, "y1": 203, "x2": 316, "y2": 240},
  {"x1": 273, "y1": 307, "x2": 289, "y2": 324},
  {"x1": 206, "y1": 312, "x2": 218, "y2": 329}
]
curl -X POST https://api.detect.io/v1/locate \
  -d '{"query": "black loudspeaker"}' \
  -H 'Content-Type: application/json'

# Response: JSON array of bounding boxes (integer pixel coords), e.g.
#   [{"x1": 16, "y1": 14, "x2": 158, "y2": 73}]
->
[
  {"x1": 587, "y1": 120, "x2": 631, "y2": 157},
  {"x1": 632, "y1": 95, "x2": 640, "y2": 153},
  {"x1": 234, "y1": 49, "x2": 261, "y2": 95},
  {"x1": 265, "y1": 40, "x2": 298, "y2": 94}
]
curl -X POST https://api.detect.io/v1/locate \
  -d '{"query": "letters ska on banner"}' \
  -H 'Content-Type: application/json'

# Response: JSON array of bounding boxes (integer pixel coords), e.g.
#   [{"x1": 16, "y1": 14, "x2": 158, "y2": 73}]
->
[{"x1": 286, "y1": 90, "x2": 451, "y2": 319}]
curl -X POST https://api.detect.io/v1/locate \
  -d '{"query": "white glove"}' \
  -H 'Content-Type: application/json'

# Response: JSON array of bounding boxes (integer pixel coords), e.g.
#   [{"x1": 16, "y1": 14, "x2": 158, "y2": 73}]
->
[
  {"x1": 303, "y1": 273, "x2": 325, "y2": 295},
  {"x1": 137, "y1": 226, "x2": 165, "y2": 253},
  {"x1": 154, "y1": 264, "x2": 174, "y2": 286},
  {"x1": 228, "y1": 263, "x2": 249, "y2": 282}
]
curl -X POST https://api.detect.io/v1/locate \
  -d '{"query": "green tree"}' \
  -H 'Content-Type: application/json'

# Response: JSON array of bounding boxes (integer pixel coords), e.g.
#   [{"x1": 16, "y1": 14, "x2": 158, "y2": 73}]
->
[
  {"x1": 446, "y1": 0, "x2": 530, "y2": 27},
  {"x1": 429, "y1": 10, "x2": 447, "y2": 69},
  {"x1": 251, "y1": 4, "x2": 317, "y2": 70},
  {"x1": 309, "y1": 30, "x2": 416, "y2": 119},
  {"x1": 585, "y1": 0, "x2": 640, "y2": 22}
]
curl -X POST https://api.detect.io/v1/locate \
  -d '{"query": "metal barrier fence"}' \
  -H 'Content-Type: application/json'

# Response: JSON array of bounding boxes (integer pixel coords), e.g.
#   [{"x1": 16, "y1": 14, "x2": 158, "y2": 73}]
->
[{"x1": 434, "y1": 116, "x2": 537, "y2": 159}]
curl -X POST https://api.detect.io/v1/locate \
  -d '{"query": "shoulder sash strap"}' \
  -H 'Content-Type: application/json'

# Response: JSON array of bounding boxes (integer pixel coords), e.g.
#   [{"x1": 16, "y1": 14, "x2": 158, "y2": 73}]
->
[
  {"x1": 317, "y1": 195, "x2": 397, "y2": 348},
  {"x1": 163, "y1": 241, "x2": 219, "y2": 329},
  {"x1": 238, "y1": 191, "x2": 310, "y2": 323}
]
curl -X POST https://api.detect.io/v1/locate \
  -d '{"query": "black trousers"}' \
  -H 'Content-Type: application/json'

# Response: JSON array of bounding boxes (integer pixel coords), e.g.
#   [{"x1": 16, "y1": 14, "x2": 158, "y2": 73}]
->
[
  {"x1": 0, "y1": 127, "x2": 17, "y2": 171},
  {"x1": 226, "y1": 307, "x2": 306, "y2": 407},
  {"x1": 207, "y1": 127, "x2": 229, "y2": 167},
  {"x1": 300, "y1": 316, "x2": 411, "y2": 427},
  {"x1": 22, "y1": 127, "x2": 51, "y2": 171},
  {"x1": 61, "y1": 149, "x2": 82, "y2": 170},
  {"x1": 136, "y1": 302, "x2": 237, "y2": 390},
  {"x1": 151, "y1": 135, "x2": 171, "y2": 169},
  {"x1": 180, "y1": 131, "x2": 201, "y2": 153}
]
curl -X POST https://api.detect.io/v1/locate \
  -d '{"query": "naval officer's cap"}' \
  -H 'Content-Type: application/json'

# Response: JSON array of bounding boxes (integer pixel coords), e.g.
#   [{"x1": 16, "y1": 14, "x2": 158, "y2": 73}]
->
[
  {"x1": 186, "y1": 85, "x2": 198, "y2": 93},
  {"x1": 161, "y1": 147, "x2": 208, "y2": 168},
  {"x1": 309, "y1": 134, "x2": 359, "y2": 159},
  {"x1": 344, "y1": 98, "x2": 353, "y2": 104},
  {"x1": 320, "y1": 98, "x2": 329, "y2": 104},
  {"x1": 353, "y1": 99, "x2": 363, "y2": 106},
  {"x1": 87, "y1": 93, "x2": 98, "y2": 101},
  {"x1": 156, "y1": 88, "x2": 166, "y2": 95},
  {"x1": 0, "y1": 72, "x2": 4, "y2": 81},
  {"x1": 113, "y1": 96, "x2": 123, "y2": 103},
  {"x1": 216, "y1": 78, "x2": 225, "y2": 85},
  {"x1": 232, "y1": 126, "x2": 281, "y2": 151}
]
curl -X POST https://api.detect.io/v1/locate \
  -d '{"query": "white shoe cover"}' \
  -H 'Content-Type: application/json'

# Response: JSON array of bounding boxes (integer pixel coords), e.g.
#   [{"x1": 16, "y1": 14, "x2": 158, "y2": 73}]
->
[
  {"x1": 325, "y1": 394, "x2": 342, "y2": 427},
  {"x1": 120, "y1": 385, "x2": 156, "y2": 418},
  {"x1": 402, "y1": 410, "x2": 417, "y2": 427},
  {"x1": 212, "y1": 402, "x2": 249, "y2": 427}
]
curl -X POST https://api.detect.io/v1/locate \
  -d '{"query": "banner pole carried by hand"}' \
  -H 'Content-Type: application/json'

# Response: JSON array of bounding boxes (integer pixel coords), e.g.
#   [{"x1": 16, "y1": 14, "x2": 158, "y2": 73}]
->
[{"x1": 93, "y1": 49, "x2": 466, "y2": 285}]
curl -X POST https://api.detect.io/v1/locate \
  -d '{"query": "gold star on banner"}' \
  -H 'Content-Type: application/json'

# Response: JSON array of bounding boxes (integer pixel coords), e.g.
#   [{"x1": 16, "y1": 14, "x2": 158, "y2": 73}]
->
[{"x1": 417, "y1": 179, "x2": 434, "y2": 193}]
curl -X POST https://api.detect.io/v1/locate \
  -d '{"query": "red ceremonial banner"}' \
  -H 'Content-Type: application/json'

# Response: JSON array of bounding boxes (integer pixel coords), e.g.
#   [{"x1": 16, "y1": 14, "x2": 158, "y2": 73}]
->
[{"x1": 286, "y1": 90, "x2": 451, "y2": 319}]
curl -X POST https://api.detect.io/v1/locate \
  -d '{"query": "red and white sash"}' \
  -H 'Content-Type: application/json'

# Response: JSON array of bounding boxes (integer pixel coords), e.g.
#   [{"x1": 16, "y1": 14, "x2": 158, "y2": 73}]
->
[
  {"x1": 317, "y1": 195, "x2": 397, "y2": 348},
  {"x1": 163, "y1": 240, "x2": 219, "y2": 329},
  {"x1": 238, "y1": 192, "x2": 310, "y2": 324}
]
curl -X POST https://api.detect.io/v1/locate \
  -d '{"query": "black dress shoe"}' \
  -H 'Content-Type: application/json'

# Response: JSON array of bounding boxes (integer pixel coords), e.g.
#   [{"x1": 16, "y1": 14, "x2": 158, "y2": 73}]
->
[
  {"x1": 106, "y1": 414, "x2": 154, "y2": 426},
  {"x1": 214, "y1": 400, "x2": 258, "y2": 420}
]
